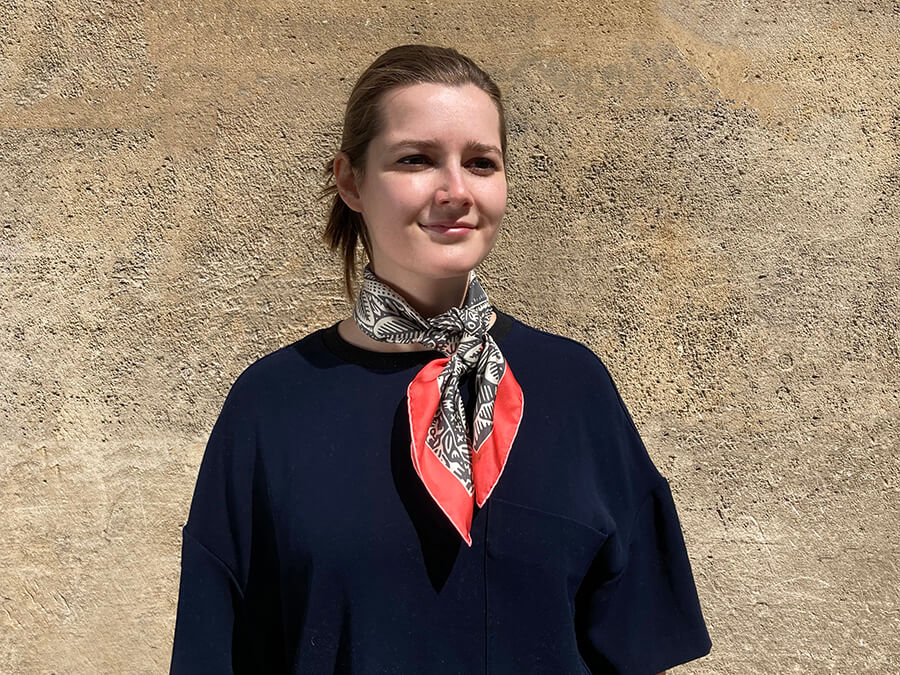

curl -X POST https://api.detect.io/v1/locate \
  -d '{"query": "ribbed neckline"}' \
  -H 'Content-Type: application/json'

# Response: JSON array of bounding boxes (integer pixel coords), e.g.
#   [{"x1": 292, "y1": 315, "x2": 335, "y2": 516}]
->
[{"x1": 320, "y1": 307, "x2": 514, "y2": 370}]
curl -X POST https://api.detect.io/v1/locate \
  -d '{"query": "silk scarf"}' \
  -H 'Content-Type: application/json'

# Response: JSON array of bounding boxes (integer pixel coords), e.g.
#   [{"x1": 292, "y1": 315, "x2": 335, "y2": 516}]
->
[{"x1": 353, "y1": 263, "x2": 524, "y2": 546}]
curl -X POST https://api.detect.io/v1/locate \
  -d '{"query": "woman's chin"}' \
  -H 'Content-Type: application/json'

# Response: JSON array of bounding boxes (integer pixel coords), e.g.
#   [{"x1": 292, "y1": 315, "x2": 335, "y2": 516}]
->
[{"x1": 418, "y1": 254, "x2": 488, "y2": 278}]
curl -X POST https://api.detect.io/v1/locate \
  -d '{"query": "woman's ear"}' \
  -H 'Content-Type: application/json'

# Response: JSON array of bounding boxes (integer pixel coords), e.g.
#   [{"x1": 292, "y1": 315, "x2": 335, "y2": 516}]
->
[{"x1": 333, "y1": 152, "x2": 363, "y2": 213}]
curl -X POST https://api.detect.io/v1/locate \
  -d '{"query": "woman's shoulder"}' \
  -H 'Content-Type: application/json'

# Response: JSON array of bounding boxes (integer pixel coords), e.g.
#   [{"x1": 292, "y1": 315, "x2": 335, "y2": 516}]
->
[
  {"x1": 502, "y1": 313, "x2": 641, "y2": 428},
  {"x1": 223, "y1": 327, "x2": 331, "y2": 400},
  {"x1": 503, "y1": 313, "x2": 616, "y2": 383},
  {"x1": 504, "y1": 313, "x2": 664, "y2": 489}
]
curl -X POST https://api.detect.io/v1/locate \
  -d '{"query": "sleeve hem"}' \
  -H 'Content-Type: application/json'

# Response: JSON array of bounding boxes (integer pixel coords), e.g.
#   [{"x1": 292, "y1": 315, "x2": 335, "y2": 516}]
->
[
  {"x1": 621, "y1": 476, "x2": 670, "y2": 550},
  {"x1": 642, "y1": 632, "x2": 712, "y2": 675},
  {"x1": 182, "y1": 527, "x2": 246, "y2": 600}
]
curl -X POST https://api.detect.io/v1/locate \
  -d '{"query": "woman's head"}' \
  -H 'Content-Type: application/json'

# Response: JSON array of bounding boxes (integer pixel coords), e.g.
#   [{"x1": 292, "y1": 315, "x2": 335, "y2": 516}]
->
[{"x1": 319, "y1": 44, "x2": 508, "y2": 304}]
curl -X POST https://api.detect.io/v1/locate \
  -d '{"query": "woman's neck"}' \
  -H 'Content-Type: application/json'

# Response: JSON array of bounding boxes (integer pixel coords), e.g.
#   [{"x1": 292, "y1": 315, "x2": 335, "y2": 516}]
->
[
  {"x1": 369, "y1": 264, "x2": 472, "y2": 319},
  {"x1": 337, "y1": 310, "x2": 497, "y2": 354}
]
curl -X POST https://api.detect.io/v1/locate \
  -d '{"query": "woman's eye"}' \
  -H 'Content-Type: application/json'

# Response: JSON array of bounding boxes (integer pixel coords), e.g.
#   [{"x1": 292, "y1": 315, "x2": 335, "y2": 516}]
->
[
  {"x1": 397, "y1": 155, "x2": 499, "y2": 172},
  {"x1": 470, "y1": 158, "x2": 498, "y2": 171}
]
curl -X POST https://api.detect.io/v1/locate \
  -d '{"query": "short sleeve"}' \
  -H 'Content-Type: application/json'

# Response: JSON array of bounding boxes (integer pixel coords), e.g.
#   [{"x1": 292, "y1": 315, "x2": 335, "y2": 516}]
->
[
  {"x1": 170, "y1": 372, "x2": 284, "y2": 673},
  {"x1": 170, "y1": 531, "x2": 242, "y2": 672},
  {"x1": 575, "y1": 479, "x2": 712, "y2": 674}
]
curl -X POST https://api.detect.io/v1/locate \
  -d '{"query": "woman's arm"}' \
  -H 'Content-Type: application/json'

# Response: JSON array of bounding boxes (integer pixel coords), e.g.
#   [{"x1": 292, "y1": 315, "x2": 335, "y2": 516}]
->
[
  {"x1": 170, "y1": 530, "x2": 242, "y2": 673},
  {"x1": 169, "y1": 373, "x2": 261, "y2": 673}
]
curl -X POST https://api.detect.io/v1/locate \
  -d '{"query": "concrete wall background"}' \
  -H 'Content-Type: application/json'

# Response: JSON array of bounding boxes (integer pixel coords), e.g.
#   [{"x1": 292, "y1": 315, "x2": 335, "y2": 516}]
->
[{"x1": 1, "y1": 1, "x2": 898, "y2": 672}]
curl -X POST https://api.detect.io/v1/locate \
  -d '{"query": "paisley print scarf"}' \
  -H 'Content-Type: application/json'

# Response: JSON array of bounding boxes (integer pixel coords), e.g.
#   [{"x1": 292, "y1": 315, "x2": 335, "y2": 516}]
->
[{"x1": 353, "y1": 263, "x2": 524, "y2": 546}]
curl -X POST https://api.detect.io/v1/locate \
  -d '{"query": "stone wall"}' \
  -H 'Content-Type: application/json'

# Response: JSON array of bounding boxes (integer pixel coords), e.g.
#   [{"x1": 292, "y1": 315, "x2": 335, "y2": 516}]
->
[{"x1": 1, "y1": 1, "x2": 897, "y2": 672}]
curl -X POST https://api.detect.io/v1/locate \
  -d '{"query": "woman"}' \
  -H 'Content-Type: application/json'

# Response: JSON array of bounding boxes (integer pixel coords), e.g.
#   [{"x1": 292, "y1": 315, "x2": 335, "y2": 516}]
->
[{"x1": 170, "y1": 44, "x2": 711, "y2": 674}]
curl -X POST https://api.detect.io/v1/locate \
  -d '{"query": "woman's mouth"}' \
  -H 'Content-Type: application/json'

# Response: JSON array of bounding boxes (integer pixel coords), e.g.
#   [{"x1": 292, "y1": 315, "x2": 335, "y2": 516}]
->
[{"x1": 419, "y1": 222, "x2": 476, "y2": 236}]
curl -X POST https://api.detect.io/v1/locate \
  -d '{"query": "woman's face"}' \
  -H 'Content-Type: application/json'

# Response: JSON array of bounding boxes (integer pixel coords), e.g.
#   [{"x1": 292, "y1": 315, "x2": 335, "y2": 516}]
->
[{"x1": 338, "y1": 82, "x2": 507, "y2": 289}]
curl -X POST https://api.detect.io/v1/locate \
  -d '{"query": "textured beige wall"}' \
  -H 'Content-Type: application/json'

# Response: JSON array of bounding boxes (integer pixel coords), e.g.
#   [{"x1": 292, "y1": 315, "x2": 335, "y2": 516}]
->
[{"x1": 2, "y1": 1, "x2": 898, "y2": 672}]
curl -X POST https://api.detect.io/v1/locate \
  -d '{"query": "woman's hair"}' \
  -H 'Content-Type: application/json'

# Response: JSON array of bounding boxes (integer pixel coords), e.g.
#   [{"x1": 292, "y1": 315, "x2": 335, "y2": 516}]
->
[{"x1": 317, "y1": 44, "x2": 508, "y2": 304}]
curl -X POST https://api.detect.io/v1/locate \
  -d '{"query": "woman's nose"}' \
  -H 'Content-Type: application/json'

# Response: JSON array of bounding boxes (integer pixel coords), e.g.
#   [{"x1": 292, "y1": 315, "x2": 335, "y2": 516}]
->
[{"x1": 435, "y1": 165, "x2": 473, "y2": 207}]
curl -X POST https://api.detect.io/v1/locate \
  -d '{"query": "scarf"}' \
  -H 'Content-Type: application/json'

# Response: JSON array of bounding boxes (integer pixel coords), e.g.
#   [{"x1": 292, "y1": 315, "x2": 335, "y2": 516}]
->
[{"x1": 353, "y1": 263, "x2": 524, "y2": 546}]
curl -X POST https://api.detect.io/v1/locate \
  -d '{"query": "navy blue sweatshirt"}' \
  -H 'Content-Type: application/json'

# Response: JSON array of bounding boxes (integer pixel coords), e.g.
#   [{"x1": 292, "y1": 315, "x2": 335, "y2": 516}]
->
[{"x1": 170, "y1": 308, "x2": 711, "y2": 674}]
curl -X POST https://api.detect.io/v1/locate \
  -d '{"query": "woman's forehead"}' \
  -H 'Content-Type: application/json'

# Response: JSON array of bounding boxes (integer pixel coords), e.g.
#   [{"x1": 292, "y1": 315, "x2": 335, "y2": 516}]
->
[{"x1": 375, "y1": 83, "x2": 501, "y2": 145}]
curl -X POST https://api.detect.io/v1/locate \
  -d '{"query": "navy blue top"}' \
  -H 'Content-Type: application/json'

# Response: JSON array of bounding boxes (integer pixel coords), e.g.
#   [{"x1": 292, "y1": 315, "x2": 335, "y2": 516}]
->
[{"x1": 170, "y1": 308, "x2": 711, "y2": 674}]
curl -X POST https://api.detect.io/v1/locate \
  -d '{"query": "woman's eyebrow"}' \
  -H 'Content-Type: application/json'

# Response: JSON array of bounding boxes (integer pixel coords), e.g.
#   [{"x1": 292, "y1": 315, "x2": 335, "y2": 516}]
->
[{"x1": 387, "y1": 139, "x2": 502, "y2": 156}]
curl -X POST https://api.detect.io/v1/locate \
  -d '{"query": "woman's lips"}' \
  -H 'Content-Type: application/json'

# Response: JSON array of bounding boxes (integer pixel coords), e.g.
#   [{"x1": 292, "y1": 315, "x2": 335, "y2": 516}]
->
[{"x1": 419, "y1": 222, "x2": 475, "y2": 236}]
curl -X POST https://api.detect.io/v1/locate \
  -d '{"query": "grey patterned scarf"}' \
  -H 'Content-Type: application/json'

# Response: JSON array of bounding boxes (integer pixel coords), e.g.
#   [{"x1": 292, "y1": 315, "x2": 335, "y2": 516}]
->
[{"x1": 352, "y1": 262, "x2": 524, "y2": 544}]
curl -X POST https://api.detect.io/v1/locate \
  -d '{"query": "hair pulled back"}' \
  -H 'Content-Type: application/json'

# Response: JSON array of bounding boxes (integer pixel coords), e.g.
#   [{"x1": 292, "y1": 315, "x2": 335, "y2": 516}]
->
[{"x1": 318, "y1": 44, "x2": 508, "y2": 304}]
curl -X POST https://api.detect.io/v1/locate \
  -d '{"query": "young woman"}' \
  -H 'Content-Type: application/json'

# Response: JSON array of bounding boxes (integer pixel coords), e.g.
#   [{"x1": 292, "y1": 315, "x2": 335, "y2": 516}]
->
[{"x1": 170, "y1": 44, "x2": 712, "y2": 674}]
